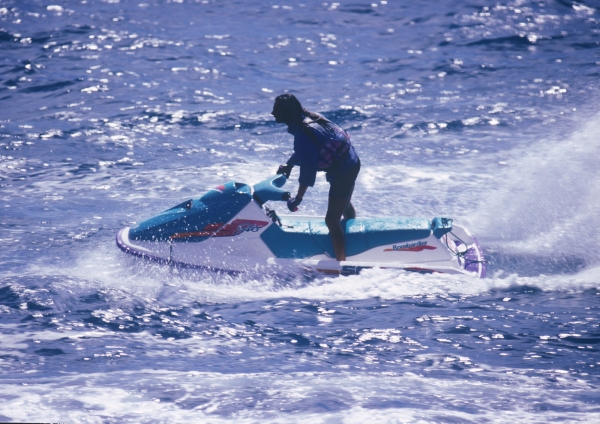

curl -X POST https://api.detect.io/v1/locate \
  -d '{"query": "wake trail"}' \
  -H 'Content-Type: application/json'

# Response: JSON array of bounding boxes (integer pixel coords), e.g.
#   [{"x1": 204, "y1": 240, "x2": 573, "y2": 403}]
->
[{"x1": 472, "y1": 114, "x2": 600, "y2": 273}]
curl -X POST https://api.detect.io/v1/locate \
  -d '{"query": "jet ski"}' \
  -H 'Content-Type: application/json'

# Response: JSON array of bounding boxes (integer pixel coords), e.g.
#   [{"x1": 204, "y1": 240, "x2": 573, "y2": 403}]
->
[{"x1": 116, "y1": 175, "x2": 486, "y2": 278}]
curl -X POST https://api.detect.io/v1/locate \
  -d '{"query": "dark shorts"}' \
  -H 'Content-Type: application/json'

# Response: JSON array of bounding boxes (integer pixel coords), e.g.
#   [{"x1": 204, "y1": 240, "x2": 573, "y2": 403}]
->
[{"x1": 328, "y1": 159, "x2": 361, "y2": 199}]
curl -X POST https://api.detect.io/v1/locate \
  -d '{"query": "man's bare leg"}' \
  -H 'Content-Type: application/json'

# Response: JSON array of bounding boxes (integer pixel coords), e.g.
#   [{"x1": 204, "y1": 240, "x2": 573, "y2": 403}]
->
[
  {"x1": 326, "y1": 197, "x2": 352, "y2": 261},
  {"x1": 343, "y1": 201, "x2": 356, "y2": 220}
]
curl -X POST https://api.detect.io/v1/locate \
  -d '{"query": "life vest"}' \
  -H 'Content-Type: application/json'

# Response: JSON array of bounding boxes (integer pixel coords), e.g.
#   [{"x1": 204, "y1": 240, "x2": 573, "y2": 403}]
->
[{"x1": 302, "y1": 117, "x2": 352, "y2": 172}]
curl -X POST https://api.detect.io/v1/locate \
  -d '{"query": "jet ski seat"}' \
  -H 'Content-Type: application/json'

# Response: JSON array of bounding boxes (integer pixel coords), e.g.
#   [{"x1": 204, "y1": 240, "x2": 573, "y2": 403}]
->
[{"x1": 260, "y1": 217, "x2": 438, "y2": 259}]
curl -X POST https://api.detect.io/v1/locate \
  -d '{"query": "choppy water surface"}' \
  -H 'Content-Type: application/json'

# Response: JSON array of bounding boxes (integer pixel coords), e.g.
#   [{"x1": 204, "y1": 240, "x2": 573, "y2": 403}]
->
[{"x1": 1, "y1": 0, "x2": 599, "y2": 422}]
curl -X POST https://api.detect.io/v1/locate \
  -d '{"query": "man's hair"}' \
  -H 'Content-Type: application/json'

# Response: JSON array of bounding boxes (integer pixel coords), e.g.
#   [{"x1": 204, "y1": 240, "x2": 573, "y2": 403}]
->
[{"x1": 274, "y1": 94, "x2": 321, "y2": 124}]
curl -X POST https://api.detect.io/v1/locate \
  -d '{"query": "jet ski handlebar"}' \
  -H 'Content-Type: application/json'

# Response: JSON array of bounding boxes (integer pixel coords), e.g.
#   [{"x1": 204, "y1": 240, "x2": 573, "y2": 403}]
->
[{"x1": 252, "y1": 174, "x2": 291, "y2": 206}]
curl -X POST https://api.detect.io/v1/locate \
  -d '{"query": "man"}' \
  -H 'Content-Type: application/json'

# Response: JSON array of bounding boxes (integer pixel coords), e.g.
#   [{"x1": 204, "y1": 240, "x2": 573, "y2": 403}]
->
[{"x1": 272, "y1": 94, "x2": 361, "y2": 261}]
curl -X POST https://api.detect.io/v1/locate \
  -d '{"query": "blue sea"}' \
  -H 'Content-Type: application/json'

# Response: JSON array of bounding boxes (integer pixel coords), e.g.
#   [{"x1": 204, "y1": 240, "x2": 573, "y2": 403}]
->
[{"x1": 1, "y1": 0, "x2": 599, "y2": 422}]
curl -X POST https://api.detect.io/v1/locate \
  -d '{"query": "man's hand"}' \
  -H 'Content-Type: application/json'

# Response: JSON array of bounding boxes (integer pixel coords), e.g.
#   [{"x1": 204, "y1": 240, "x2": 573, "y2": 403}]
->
[
  {"x1": 287, "y1": 197, "x2": 302, "y2": 212},
  {"x1": 276, "y1": 164, "x2": 293, "y2": 178}
]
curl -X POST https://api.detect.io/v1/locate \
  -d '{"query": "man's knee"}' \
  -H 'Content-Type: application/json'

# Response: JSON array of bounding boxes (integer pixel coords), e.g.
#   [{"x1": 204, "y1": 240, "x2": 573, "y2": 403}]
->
[{"x1": 325, "y1": 215, "x2": 337, "y2": 229}]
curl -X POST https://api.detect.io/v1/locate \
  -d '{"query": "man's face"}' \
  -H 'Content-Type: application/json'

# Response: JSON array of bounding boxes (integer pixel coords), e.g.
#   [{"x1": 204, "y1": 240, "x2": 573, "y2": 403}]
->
[{"x1": 271, "y1": 101, "x2": 286, "y2": 124}]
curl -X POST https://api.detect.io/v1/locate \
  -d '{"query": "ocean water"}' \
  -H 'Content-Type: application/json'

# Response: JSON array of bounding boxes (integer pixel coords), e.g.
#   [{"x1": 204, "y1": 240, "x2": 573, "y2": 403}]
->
[{"x1": 1, "y1": 0, "x2": 599, "y2": 422}]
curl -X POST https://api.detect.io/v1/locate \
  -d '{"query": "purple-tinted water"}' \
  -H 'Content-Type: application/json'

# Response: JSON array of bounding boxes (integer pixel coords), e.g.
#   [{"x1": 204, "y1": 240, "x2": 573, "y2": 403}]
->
[{"x1": 1, "y1": 0, "x2": 599, "y2": 422}]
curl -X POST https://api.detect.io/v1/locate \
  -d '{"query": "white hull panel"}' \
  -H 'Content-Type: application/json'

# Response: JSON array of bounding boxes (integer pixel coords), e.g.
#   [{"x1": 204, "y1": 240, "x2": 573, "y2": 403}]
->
[{"x1": 117, "y1": 223, "x2": 484, "y2": 277}]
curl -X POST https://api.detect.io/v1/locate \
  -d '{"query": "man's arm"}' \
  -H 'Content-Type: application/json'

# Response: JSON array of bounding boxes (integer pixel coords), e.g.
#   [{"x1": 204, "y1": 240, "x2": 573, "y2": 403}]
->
[
  {"x1": 287, "y1": 184, "x2": 308, "y2": 212},
  {"x1": 296, "y1": 184, "x2": 308, "y2": 200}
]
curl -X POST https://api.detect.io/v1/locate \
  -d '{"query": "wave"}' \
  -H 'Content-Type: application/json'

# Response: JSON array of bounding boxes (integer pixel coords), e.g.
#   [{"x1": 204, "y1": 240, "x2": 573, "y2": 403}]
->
[
  {"x1": 473, "y1": 113, "x2": 600, "y2": 270},
  {"x1": 0, "y1": 30, "x2": 14, "y2": 43},
  {"x1": 131, "y1": 106, "x2": 369, "y2": 131},
  {"x1": 338, "y1": 4, "x2": 379, "y2": 15},
  {"x1": 466, "y1": 35, "x2": 538, "y2": 50},
  {"x1": 0, "y1": 369, "x2": 597, "y2": 422},
  {"x1": 20, "y1": 80, "x2": 77, "y2": 94},
  {"x1": 14, "y1": 239, "x2": 598, "y2": 308}
]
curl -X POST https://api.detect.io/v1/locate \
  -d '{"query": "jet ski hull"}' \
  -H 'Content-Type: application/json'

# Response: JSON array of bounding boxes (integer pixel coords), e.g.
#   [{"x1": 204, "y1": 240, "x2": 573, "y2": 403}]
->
[{"x1": 116, "y1": 176, "x2": 486, "y2": 278}]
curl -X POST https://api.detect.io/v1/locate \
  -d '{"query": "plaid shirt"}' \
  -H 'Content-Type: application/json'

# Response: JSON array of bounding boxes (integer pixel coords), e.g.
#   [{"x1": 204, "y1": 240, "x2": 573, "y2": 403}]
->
[{"x1": 287, "y1": 115, "x2": 359, "y2": 187}]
